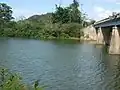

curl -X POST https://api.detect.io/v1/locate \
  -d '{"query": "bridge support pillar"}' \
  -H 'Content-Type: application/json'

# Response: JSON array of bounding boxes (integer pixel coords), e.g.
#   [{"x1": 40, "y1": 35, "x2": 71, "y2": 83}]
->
[
  {"x1": 97, "y1": 27, "x2": 105, "y2": 44},
  {"x1": 109, "y1": 26, "x2": 120, "y2": 54}
]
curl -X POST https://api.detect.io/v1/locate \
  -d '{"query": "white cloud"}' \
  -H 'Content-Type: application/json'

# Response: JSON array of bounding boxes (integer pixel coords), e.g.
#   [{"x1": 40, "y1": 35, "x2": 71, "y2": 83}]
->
[
  {"x1": 94, "y1": 7, "x2": 104, "y2": 12},
  {"x1": 93, "y1": 6, "x2": 120, "y2": 21},
  {"x1": 12, "y1": 8, "x2": 46, "y2": 20},
  {"x1": 105, "y1": 0, "x2": 120, "y2": 4}
]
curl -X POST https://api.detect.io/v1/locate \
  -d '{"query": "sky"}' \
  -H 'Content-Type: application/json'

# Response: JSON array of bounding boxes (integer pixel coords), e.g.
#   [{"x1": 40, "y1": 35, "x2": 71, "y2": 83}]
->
[{"x1": 1, "y1": 0, "x2": 120, "y2": 21}]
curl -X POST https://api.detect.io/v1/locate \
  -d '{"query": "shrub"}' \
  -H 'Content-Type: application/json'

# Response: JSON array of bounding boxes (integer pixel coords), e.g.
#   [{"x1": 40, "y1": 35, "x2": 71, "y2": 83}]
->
[{"x1": 0, "y1": 68, "x2": 43, "y2": 90}]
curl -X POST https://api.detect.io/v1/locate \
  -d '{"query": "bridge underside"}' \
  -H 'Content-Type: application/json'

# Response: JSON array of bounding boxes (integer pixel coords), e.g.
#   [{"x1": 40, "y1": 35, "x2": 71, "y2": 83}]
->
[
  {"x1": 94, "y1": 25, "x2": 120, "y2": 54},
  {"x1": 94, "y1": 18, "x2": 120, "y2": 28},
  {"x1": 92, "y1": 14, "x2": 120, "y2": 54}
]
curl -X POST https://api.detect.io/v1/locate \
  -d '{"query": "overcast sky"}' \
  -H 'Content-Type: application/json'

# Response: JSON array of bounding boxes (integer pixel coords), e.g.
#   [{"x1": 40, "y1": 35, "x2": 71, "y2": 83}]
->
[{"x1": 1, "y1": 0, "x2": 120, "y2": 20}]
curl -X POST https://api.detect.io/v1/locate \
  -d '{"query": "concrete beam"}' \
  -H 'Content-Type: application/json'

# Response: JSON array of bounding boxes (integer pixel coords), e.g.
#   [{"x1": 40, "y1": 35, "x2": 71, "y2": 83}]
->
[
  {"x1": 96, "y1": 27, "x2": 105, "y2": 44},
  {"x1": 109, "y1": 26, "x2": 120, "y2": 54}
]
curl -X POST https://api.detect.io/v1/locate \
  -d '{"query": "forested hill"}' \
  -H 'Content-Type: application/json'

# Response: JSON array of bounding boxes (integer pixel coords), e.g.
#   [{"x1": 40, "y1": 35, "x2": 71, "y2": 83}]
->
[
  {"x1": 0, "y1": 0, "x2": 95, "y2": 39},
  {"x1": 27, "y1": 13, "x2": 52, "y2": 23}
]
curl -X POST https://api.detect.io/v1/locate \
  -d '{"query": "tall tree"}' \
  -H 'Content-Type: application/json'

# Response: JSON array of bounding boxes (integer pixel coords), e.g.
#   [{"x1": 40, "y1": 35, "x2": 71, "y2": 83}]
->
[
  {"x1": 69, "y1": 0, "x2": 81, "y2": 23},
  {"x1": 0, "y1": 3, "x2": 13, "y2": 21},
  {"x1": 52, "y1": 5, "x2": 70, "y2": 24},
  {"x1": 0, "y1": 3, "x2": 13, "y2": 29},
  {"x1": 52, "y1": 0, "x2": 86, "y2": 24}
]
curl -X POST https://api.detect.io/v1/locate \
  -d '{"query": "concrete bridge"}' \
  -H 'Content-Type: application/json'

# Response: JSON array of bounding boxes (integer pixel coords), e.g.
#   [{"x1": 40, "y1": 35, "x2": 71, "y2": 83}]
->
[
  {"x1": 93, "y1": 13, "x2": 120, "y2": 54},
  {"x1": 86, "y1": 13, "x2": 120, "y2": 54}
]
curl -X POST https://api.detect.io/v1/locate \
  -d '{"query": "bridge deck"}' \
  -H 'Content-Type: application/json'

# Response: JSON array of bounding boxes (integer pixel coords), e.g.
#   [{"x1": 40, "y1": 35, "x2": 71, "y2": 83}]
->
[{"x1": 94, "y1": 13, "x2": 120, "y2": 28}]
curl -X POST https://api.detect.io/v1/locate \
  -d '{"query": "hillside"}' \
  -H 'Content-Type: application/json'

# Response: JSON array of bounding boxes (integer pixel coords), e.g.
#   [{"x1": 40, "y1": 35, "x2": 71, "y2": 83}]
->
[{"x1": 27, "y1": 13, "x2": 52, "y2": 23}]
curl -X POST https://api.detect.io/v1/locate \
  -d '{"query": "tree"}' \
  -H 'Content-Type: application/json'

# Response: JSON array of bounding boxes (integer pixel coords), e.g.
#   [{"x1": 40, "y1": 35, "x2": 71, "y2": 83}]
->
[
  {"x1": 69, "y1": 0, "x2": 81, "y2": 23},
  {"x1": 0, "y1": 3, "x2": 13, "y2": 29},
  {"x1": 52, "y1": 0, "x2": 87, "y2": 24},
  {"x1": 52, "y1": 5, "x2": 70, "y2": 23},
  {"x1": 90, "y1": 20, "x2": 96, "y2": 24},
  {"x1": 0, "y1": 3, "x2": 13, "y2": 21}
]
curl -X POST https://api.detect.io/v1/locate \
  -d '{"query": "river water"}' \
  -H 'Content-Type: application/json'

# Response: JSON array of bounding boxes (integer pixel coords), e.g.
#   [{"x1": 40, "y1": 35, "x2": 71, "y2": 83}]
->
[{"x1": 0, "y1": 38, "x2": 120, "y2": 90}]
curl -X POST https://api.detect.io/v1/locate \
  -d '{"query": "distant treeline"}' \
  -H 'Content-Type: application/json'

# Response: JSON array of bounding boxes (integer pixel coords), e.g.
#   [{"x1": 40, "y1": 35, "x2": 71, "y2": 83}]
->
[{"x1": 0, "y1": 0, "x2": 95, "y2": 40}]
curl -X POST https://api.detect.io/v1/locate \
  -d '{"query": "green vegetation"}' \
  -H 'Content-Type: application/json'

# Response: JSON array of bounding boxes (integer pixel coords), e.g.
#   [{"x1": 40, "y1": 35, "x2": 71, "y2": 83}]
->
[
  {"x1": 0, "y1": 0, "x2": 95, "y2": 40},
  {"x1": 0, "y1": 68, "x2": 43, "y2": 90}
]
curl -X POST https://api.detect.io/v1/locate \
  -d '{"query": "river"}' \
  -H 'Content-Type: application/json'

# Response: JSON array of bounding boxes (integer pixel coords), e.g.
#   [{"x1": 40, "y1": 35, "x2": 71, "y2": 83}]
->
[{"x1": 0, "y1": 38, "x2": 120, "y2": 90}]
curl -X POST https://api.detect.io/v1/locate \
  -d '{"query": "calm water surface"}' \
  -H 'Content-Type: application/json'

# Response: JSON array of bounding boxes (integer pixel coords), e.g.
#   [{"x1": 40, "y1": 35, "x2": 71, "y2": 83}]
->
[{"x1": 0, "y1": 38, "x2": 120, "y2": 90}]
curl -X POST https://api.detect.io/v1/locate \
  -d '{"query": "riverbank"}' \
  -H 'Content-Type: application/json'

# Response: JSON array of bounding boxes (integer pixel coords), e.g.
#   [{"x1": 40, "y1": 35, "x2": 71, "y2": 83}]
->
[{"x1": 0, "y1": 35, "x2": 96, "y2": 42}]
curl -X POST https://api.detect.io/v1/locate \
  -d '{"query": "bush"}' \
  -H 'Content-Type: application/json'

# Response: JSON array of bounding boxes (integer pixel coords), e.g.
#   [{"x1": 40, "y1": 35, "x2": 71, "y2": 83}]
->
[
  {"x1": 0, "y1": 68, "x2": 43, "y2": 90},
  {"x1": 0, "y1": 20, "x2": 84, "y2": 40},
  {"x1": 61, "y1": 23, "x2": 84, "y2": 38}
]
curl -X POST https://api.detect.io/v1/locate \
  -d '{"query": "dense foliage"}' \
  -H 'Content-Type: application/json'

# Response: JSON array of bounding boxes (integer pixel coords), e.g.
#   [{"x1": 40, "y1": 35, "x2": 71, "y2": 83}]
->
[
  {"x1": 52, "y1": 0, "x2": 82, "y2": 24},
  {"x1": 0, "y1": 0, "x2": 94, "y2": 40},
  {"x1": 0, "y1": 3, "x2": 13, "y2": 30},
  {"x1": 0, "y1": 21, "x2": 84, "y2": 39},
  {"x1": 0, "y1": 68, "x2": 43, "y2": 90}
]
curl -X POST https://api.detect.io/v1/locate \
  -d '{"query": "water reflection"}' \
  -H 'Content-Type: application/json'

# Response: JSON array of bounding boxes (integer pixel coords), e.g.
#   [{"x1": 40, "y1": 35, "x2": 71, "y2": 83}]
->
[
  {"x1": 0, "y1": 38, "x2": 10, "y2": 67},
  {"x1": 0, "y1": 38, "x2": 120, "y2": 90},
  {"x1": 111, "y1": 56, "x2": 120, "y2": 90},
  {"x1": 98, "y1": 55, "x2": 120, "y2": 90}
]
